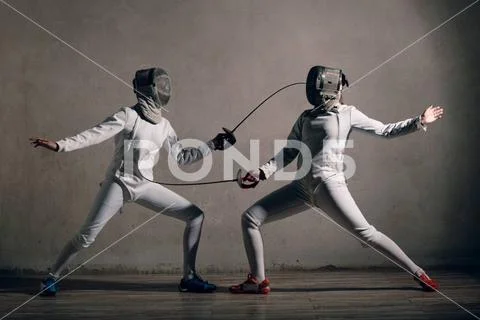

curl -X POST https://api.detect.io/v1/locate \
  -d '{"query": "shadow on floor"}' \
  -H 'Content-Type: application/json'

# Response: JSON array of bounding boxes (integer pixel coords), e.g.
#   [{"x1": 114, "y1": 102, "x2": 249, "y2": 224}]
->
[
  {"x1": 0, "y1": 277, "x2": 179, "y2": 295},
  {"x1": 271, "y1": 286, "x2": 422, "y2": 292},
  {"x1": 0, "y1": 276, "x2": 422, "y2": 296}
]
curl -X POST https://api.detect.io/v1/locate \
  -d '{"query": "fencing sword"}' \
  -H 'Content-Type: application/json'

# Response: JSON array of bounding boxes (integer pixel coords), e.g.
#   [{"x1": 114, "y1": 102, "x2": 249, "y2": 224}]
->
[{"x1": 143, "y1": 82, "x2": 305, "y2": 187}]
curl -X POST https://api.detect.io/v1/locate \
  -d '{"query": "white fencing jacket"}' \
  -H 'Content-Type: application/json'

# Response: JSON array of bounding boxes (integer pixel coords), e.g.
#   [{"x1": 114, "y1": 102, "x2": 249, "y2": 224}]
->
[
  {"x1": 56, "y1": 106, "x2": 212, "y2": 198},
  {"x1": 260, "y1": 104, "x2": 426, "y2": 184}
]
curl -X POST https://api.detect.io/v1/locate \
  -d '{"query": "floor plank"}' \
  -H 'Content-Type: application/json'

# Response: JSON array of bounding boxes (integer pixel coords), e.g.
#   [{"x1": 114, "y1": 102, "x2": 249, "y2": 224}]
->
[{"x1": 0, "y1": 270, "x2": 479, "y2": 319}]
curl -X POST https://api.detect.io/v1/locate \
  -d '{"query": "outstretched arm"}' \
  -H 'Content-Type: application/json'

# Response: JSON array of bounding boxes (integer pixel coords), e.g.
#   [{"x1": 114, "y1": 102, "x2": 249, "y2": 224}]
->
[
  {"x1": 30, "y1": 108, "x2": 128, "y2": 152},
  {"x1": 351, "y1": 105, "x2": 444, "y2": 138},
  {"x1": 30, "y1": 108, "x2": 129, "y2": 153},
  {"x1": 56, "y1": 108, "x2": 128, "y2": 152}
]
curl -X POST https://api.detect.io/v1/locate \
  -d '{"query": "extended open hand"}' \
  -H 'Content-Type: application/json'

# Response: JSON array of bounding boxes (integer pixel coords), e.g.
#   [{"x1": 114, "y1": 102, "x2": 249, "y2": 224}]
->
[
  {"x1": 29, "y1": 138, "x2": 59, "y2": 152},
  {"x1": 421, "y1": 106, "x2": 444, "y2": 125}
]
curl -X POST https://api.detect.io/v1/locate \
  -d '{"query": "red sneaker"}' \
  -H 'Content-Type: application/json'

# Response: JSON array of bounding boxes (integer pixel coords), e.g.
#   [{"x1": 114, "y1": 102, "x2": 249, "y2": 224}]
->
[
  {"x1": 414, "y1": 273, "x2": 439, "y2": 292},
  {"x1": 229, "y1": 274, "x2": 271, "y2": 294}
]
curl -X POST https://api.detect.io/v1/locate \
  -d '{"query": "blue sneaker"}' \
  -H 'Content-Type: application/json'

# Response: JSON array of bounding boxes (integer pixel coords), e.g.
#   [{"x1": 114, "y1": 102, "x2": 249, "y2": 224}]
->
[
  {"x1": 40, "y1": 276, "x2": 58, "y2": 297},
  {"x1": 178, "y1": 274, "x2": 216, "y2": 293}
]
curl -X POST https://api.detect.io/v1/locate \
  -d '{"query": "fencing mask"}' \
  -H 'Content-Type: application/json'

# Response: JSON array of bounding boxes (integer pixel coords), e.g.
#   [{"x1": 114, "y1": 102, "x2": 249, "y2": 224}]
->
[
  {"x1": 306, "y1": 65, "x2": 348, "y2": 108},
  {"x1": 132, "y1": 67, "x2": 171, "y2": 124}
]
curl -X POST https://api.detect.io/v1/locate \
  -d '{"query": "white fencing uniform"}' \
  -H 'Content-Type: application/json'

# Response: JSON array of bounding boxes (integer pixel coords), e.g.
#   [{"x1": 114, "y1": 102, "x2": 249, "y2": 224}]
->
[
  {"x1": 50, "y1": 106, "x2": 212, "y2": 278},
  {"x1": 242, "y1": 104, "x2": 428, "y2": 281}
]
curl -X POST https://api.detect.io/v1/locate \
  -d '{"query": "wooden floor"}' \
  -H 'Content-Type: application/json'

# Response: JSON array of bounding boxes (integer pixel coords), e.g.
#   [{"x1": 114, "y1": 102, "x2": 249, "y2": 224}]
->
[{"x1": 1, "y1": 270, "x2": 479, "y2": 320}]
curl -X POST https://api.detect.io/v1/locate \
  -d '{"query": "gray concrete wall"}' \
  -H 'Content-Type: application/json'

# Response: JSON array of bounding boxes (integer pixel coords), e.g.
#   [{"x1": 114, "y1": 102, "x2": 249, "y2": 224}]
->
[{"x1": 1, "y1": 0, "x2": 479, "y2": 273}]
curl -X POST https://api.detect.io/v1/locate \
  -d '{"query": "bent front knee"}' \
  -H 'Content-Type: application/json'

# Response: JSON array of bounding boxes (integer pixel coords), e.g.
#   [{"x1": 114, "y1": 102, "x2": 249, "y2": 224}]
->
[
  {"x1": 185, "y1": 206, "x2": 204, "y2": 226},
  {"x1": 241, "y1": 208, "x2": 263, "y2": 230}
]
